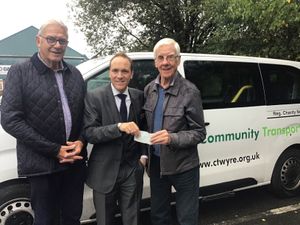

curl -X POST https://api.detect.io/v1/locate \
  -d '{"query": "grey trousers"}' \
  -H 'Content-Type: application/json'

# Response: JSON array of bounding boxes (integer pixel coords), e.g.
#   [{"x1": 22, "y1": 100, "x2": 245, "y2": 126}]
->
[{"x1": 93, "y1": 162, "x2": 144, "y2": 225}]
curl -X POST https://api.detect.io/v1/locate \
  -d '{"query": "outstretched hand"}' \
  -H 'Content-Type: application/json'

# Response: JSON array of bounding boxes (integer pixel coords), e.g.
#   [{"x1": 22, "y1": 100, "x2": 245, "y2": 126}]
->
[{"x1": 118, "y1": 122, "x2": 140, "y2": 136}]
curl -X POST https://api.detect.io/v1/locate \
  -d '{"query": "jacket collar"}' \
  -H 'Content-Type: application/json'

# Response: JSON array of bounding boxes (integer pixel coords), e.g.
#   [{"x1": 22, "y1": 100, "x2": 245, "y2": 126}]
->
[
  {"x1": 30, "y1": 52, "x2": 70, "y2": 75},
  {"x1": 150, "y1": 71, "x2": 181, "y2": 96}
]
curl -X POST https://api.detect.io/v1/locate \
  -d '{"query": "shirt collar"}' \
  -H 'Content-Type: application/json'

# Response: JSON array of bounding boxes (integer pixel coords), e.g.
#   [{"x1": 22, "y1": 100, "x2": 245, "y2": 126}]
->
[
  {"x1": 111, "y1": 83, "x2": 129, "y2": 96},
  {"x1": 37, "y1": 53, "x2": 64, "y2": 72},
  {"x1": 155, "y1": 74, "x2": 176, "y2": 88}
]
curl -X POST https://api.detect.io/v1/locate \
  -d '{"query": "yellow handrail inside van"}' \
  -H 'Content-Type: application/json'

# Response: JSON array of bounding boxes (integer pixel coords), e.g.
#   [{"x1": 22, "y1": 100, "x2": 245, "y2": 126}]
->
[{"x1": 231, "y1": 85, "x2": 253, "y2": 103}]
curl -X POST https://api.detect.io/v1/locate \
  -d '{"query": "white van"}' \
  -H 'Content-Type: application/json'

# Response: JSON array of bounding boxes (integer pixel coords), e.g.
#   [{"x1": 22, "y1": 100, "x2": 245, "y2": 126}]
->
[{"x1": 1, "y1": 52, "x2": 300, "y2": 224}]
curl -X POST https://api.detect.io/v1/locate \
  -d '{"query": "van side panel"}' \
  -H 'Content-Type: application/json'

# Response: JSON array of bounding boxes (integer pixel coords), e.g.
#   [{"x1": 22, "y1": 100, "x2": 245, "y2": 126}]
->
[{"x1": 183, "y1": 59, "x2": 300, "y2": 193}]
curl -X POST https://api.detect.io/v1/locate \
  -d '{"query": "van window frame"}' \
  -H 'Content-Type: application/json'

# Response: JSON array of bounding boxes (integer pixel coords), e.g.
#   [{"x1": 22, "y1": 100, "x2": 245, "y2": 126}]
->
[{"x1": 85, "y1": 59, "x2": 157, "y2": 92}]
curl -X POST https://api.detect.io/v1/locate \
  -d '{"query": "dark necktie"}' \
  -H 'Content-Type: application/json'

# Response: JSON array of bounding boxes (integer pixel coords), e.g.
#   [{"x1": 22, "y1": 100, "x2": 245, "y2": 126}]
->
[{"x1": 117, "y1": 93, "x2": 127, "y2": 122}]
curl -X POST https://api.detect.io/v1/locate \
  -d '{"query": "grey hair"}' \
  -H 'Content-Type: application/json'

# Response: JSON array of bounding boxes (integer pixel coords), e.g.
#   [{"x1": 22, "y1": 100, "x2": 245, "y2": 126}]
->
[
  {"x1": 153, "y1": 38, "x2": 181, "y2": 58},
  {"x1": 37, "y1": 19, "x2": 68, "y2": 38}
]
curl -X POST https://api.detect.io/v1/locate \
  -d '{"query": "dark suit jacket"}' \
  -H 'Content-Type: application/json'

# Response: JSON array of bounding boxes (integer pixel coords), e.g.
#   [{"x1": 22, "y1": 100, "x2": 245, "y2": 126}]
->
[{"x1": 83, "y1": 84, "x2": 145, "y2": 193}]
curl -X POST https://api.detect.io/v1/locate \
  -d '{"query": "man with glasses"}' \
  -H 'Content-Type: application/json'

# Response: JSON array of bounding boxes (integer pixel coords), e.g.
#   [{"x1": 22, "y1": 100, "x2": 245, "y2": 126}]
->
[
  {"x1": 143, "y1": 38, "x2": 206, "y2": 225},
  {"x1": 1, "y1": 19, "x2": 86, "y2": 225}
]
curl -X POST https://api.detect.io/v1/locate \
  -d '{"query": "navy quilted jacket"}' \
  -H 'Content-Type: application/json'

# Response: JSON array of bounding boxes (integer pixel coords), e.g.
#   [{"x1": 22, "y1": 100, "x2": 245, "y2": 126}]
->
[{"x1": 1, "y1": 53, "x2": 87, "y2": 176}]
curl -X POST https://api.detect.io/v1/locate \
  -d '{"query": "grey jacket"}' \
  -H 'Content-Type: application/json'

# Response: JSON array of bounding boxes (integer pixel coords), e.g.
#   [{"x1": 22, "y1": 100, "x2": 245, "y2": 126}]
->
[
  {"x1": 84, "y1": 84, "x2": 146, "y2": 193},
  {"x1": 143, "y1": 72, "x2": 206, "y2": 175}
]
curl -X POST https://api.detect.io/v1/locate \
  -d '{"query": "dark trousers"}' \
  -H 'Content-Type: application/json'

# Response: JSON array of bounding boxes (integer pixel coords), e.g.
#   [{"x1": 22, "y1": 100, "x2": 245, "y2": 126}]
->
[
  {"x1": 150, "y1": 155, "x2": 199, "y2": 225},
  {"x1": 28, "y1": 163, "x2": 86, "y2": 225},
  {"x1": 93, "y1": 162, "x2": 144, "y2": 225}
]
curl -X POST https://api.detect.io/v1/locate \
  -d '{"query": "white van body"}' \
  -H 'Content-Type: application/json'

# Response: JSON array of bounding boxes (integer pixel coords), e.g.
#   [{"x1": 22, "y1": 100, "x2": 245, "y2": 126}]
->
[{"x1": 1, "y1": 52, "x2": 300, "y2": 224}]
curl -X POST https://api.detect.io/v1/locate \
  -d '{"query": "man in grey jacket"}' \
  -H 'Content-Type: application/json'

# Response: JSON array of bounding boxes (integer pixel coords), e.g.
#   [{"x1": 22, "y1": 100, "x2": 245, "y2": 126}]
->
[
  {"x1": 143, "y1": 38, "x2": 206, "y2": 225},
  {"x1": 84, "y1": 52, "x2": 145, "y2": 225}
]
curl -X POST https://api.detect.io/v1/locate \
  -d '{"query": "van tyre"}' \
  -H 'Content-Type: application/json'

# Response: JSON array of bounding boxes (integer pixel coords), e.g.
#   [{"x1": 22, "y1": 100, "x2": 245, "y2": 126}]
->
[
  {"x1": 271, "y1": 149, "x2": 300, "y2": 197},
  {"x1": 0, "y1": 183, "x2": 33, "y2": 225}
]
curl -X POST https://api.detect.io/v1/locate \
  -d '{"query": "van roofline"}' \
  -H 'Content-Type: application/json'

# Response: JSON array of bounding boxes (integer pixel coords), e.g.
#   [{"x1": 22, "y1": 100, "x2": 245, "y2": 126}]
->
[{"x1": 93, "y1": 52, "x2": 300, "y2": 65}]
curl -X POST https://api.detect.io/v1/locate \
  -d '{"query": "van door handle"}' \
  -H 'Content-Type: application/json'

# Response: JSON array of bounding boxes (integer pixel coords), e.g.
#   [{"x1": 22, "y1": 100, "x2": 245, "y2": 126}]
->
[{"x1": 205, "y1": 122, "x2": 210, "y2": 126}]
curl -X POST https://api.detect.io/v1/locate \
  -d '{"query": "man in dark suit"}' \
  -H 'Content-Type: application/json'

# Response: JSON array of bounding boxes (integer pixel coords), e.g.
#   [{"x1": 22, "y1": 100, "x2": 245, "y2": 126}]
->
[{"x1": 83, "y1": 52, "x2": 146, "y2": 225}]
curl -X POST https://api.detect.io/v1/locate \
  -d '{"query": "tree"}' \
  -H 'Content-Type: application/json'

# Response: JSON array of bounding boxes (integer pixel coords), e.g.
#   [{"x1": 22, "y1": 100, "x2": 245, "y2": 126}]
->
[
  {"x1": 70, "y1": 0, "x2": 300, "y2": 60},
  {"x1": 203, "y1": 0, "x2": 300, "y2": 60},
  {"x1": 70, "y1": 0, "x2": 213, "y2": 56}
]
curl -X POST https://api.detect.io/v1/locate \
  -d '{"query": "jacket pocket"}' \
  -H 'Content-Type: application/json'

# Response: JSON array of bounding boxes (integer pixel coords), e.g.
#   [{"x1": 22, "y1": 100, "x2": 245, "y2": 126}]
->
[
  {"x1": 164, "y1": 106, "x2": 184, "y2": 116},
  {"x1": 163, "y1": 106, "x2": 185, "y2": 131}
]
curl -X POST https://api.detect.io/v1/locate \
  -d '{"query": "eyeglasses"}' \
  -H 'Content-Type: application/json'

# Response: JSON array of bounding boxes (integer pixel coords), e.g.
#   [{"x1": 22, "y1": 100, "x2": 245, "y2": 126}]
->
[
  {"x1": 39, "y1": 35, "x2": 69, "y2": 46},
  {"x1": 155, "y1": 55, "x2": 179, "y2": 63}
]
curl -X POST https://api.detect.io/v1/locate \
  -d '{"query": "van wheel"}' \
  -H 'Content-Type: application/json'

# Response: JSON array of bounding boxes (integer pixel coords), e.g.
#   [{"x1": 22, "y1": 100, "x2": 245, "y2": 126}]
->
[
  {"x1": 271, "y1": 149, "x2": 300, "y2": 197},
  {"x1": 0, "y1": 183, "x2": 34, "y2": 225}
]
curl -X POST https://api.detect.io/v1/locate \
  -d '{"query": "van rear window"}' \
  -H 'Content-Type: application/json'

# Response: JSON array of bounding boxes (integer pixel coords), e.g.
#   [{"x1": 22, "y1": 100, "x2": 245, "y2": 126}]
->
[
  {"x1": 260, "y1": 64, "x2": 300, "y2": 105},
  {"x1": 184, "y1": 61, "x2": 265, "y2": 109}
]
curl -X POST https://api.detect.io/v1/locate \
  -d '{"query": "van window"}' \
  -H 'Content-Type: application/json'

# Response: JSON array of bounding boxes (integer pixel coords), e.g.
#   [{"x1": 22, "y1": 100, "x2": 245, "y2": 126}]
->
[
  {"x1": 260, "y1": 64, "x2": 300, "y2": 105},
  {"x1": 86, "y1": 60, "x2": 157, "y2": 91},
  {"x1": 184, "y1": 61, "x2": 265, "y2": 109},
  {"x1": 129, "y1": 60, "x2": 158, "y2": 91},
  {"x1": 86, "y1": 69, "x2": 110, "y2": 91}
]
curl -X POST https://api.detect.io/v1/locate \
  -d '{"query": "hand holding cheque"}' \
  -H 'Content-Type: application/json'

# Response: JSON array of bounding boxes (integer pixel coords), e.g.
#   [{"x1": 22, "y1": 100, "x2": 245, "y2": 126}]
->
[{"x1": 134, "y1": 130, "x2": 170, "y2": 145}]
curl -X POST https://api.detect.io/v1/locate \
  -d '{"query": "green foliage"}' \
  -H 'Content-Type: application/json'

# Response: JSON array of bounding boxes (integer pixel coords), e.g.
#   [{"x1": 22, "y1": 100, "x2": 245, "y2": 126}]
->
[
  {"x1": 70, "y1": 0, "x2": 212, "y2": 56},
  {"x1": 70, "y1": 0, "x2": 300, "y2": 60},
  {"x1": 203, "y1": 0, "x2": 300, "y2": 60}
]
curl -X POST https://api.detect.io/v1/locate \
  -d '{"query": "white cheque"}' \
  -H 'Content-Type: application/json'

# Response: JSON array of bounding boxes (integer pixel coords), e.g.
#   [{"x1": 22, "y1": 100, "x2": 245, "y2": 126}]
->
[{"x1": 134, "y1": 131, "x2": 152, "y2": 145}]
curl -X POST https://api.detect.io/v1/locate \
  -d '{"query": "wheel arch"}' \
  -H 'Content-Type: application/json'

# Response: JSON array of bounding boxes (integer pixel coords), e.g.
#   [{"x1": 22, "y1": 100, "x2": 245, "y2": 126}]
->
[
  {"x1": 270, "y1": 144, "x2": 300, "y2": 197},
  {"x1": 272, "y1": 144, "x2": 300, "y2": 173},
  {"x1": 0, "y1": 177, "x2": 29, "y2": 190}
]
